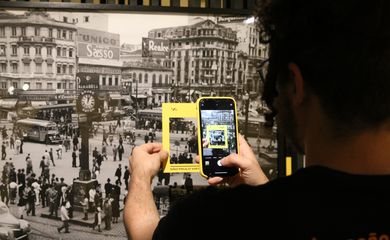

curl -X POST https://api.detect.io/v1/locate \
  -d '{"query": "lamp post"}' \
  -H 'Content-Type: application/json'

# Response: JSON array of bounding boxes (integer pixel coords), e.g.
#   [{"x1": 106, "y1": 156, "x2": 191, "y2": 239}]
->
[{"x1": 243, "y1": 92, "x2": 250, "y2": 139}]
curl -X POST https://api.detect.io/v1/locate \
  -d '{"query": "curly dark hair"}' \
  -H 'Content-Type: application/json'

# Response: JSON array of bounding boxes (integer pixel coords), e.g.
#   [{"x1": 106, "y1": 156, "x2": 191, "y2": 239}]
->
[{"x1": 256, "y1": 0, "x2": 390, "y2": 134}]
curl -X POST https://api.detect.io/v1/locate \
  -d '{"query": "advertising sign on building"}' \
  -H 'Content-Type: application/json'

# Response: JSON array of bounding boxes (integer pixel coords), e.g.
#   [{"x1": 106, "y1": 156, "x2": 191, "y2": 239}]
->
[
  {"x1": 142, "y1": 38, "x2": 169, "y2": 58},
  {"x1": 76, "y1": 72, "x2": 100, "y2": 89},
  {"x1": 77, "y1": 28, "x2": 120, "y2": 61}
]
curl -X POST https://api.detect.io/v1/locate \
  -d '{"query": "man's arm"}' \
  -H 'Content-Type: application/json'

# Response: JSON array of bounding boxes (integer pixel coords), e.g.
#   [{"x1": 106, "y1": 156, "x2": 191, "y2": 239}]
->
[
  {"x1": 124, "y1": 173, "x2": 159, "y2": 240},
  {"x1": 123, "y1": 143, "x2": 168, "y2": 240}
]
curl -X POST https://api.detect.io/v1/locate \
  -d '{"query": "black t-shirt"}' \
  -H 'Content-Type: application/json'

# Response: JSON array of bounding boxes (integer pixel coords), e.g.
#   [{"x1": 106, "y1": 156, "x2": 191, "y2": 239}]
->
[{"x1": 153, "y1": 166, "x2": 390, "y2": 239}]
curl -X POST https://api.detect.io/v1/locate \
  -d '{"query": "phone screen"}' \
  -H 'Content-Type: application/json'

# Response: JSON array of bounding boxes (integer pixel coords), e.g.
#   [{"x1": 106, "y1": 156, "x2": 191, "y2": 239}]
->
[{"x1": 199, "y1": 98, "x2": 239, "y2": 177}]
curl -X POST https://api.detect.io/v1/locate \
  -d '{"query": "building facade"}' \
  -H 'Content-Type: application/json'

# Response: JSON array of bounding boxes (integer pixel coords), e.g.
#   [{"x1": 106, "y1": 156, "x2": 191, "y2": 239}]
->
[
  {"x1": 217, "y1": 16, "x2": 268, "y2": 96},
  {"x1": 0, "y1": 10, "x2": 77, "y2": 103},
  {"x1": 122, "y1": 61, "x2": 173, "y2": 108},
  {"x1": 148, "y1": 19, "x2": 238, "y2": 101}
]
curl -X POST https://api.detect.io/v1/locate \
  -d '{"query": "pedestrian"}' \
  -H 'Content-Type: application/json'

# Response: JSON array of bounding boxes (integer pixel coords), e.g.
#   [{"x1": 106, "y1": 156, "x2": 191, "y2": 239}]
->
[
  {"x1": 123, "y1": 166, "x2": 130, "y2": 190},
  {"x1": 26, "y1": 185, "x2": 36, "y2": 216},
  {"x1": 102, "y1": 143, "x2": 108, "y2": 161},
  {"x1": 0, "y1": 181, "x2": 9, "y2": 205},
  {"x1": 112, "y1": 145, "x2": 117, "y2": 161},
  {"x1": 49, "y1": 148, "x2": 55, "y2": 166},
  {"x1": 115, "y1": 164, "x2": 122, "y2": 186},
  {"x1": 9, "y1": 135, "x2": 14, "y2": 149},
  {"x1": 72, "y1": 151, "x2": 77, "y2": 168},
  {"x1": 184, "y1": 174, "x2": 193, "y2": 195},
  {"x1": 103, "y1": 197, "x2": 112, "y2": 230},
  {"x1": 92, "y1": 206, "x2": 102, "y2": 232},
  {"x1": 57, "y1": 201, "x2": 70, "y2": 233},
  {"x1": 19, "y1": 138, "x2": 23, "y2": 154},
  {"x1": 89, "y1": 187, "x2": 96, "y2": 212},
  {"x1": 56, "y1": 145, "x2": 62, "y2": 160},
  {"x1": 14, "y1": 138, "x2": 20, "y2": 155},
  {"x1": 80, "y1": 194, "x2": 89, "y2": 220},
  {"x1": 118, "y1": 144, "x2": 124, "y2": 161},
  {"x1": 26, "y1": 155, "x2": 33, "y2": 175},
  {"x1": 1, "y1": 142, "x2": 6, "y2": 160},
  {"x1": 104, "y1": 178, "x2": 112, "y2": 198},
  {"x1": 112, "y1": 181, "x2": 120, "y2": 224},
  {"x1": 72, "y1": 135, "x2": 78, "y2": 151},
  {"x1": 17, "y1": 189, "x2": 27, "y2": 219}
]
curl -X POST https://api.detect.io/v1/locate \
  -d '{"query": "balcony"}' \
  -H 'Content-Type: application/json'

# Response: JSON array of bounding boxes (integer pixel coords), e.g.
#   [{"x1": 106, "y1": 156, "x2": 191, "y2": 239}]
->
[
  {"x1": 152, "y1": 82, "x2": 171, "y2": 88},
  {"x1": 18, "y1": 36, "x2": 56, "y2": 45}
]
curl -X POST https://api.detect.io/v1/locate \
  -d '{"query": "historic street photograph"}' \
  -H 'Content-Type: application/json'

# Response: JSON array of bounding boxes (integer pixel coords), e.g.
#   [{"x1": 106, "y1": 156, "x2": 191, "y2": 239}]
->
[{"x1": 0, "y1": 9, "x2": 276, "y2": 239}]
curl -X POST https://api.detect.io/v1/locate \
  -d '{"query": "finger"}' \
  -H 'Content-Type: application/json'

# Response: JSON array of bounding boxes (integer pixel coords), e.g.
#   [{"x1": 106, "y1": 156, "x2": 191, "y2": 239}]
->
[
  {"x1": 238, "y1": 134, "x2": 255, "y2": 155},
  {"x1": 194, "y1": 155, "x2": 200, "y2": 163},
  {"x1": 158, "y1": 150, "x2": 169, "y2": 163},
  {"x1": 137, "y1": 143, "x2": 163, "y2": 153},
  {"x1": 219, "y1": 154, "x2": 241, "y2": 168},
  {"x1": 208, "y1": 176, "x2": 223, "y2": 186}
]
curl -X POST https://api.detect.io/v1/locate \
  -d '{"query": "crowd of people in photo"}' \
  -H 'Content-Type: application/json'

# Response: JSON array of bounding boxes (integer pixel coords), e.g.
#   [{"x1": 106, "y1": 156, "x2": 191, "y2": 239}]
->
[{"x1": 0, "y1": 122, "x2": 132, "y2": 234}]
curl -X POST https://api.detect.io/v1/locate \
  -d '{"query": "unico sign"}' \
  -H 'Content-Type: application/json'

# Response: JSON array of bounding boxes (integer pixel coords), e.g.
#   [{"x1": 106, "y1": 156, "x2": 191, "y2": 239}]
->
[
  {"x1": 142, "y1": 38, "x2": 169, "y2": 58},
  {"x1": 77, "y1": 28, "x2": 120, "y2": 61}
]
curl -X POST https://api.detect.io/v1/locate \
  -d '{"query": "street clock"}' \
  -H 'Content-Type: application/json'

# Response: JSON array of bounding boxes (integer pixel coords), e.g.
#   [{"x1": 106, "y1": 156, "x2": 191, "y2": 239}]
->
[{"x1": 78, "y1": 90, "x2": 97, "y2": 114}]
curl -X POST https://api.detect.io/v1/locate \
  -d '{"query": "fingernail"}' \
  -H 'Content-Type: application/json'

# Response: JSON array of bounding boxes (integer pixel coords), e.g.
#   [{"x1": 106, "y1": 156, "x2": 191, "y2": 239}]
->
[{"x1": 217, "y1": 160, "x2": 222, "y2": 166}]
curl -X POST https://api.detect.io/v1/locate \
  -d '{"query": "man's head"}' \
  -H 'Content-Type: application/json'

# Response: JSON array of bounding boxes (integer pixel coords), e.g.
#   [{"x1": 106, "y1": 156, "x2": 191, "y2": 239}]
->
[{"x1": 257, "y1": 0, "x2": 390, "y2": 152}]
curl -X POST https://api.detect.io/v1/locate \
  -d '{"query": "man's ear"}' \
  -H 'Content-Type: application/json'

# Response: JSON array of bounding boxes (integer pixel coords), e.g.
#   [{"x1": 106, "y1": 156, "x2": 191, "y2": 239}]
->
[{"x1": 288, "y1": 62, "x2": 305, "y2": 106}]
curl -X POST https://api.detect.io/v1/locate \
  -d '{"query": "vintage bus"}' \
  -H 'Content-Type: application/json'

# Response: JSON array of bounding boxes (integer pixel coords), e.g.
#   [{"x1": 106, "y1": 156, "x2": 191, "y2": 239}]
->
[
  {"x1": 15, "y1": 119, "x2": 62, "y2": 144},
  {"x1": 237, "y1": 115, "x2": 276, "y2": 139},
  {"x1": 20, "y1": 103, "x2": 76, "y2": 124}
]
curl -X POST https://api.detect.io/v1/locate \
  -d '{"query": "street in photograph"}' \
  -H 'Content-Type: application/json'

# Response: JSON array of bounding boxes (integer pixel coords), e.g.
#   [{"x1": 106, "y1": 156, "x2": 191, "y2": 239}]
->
[{"x1": 0, "y1": 9, "x2": 276, "y2": 239}]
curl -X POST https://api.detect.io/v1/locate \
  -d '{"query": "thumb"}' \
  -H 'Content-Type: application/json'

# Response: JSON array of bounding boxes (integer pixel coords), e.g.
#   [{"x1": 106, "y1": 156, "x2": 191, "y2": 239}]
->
[{"x1": 219, "y1": 153, "x2": 240, "y2": 168}]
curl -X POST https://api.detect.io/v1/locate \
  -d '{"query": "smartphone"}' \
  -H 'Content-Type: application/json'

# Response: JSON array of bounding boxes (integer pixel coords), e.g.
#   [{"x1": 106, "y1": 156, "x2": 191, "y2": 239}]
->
[{"x1": 197, "y1": 97, "x2": 239, "y2": 178}]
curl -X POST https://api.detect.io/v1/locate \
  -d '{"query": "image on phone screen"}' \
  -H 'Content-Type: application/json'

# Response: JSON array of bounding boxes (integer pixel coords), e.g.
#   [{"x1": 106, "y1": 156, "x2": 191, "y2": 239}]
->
[{"x1": 199, "y1": 99, "x2": 238, "y2": 177}]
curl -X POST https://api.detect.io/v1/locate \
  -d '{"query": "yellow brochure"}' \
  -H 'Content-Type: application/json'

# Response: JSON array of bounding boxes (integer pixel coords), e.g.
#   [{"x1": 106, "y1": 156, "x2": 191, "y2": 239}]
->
[{"x1": 162, "y1": 103, "x2": 200, "y2": 173}]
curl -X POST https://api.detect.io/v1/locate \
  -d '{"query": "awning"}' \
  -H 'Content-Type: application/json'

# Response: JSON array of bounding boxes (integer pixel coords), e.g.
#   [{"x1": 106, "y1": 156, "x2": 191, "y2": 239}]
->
[
  {"x1": 131, "y1": 94, "x2": 148, "y2": 99},
  {"x1": 0, "y1": 99, "x2": 18, "y2": 109},
  {"x1": 31, "y1": 101, "x2": 47, "y2": 107},
  {"x1": 110, "y1": 93, "x2": 122, "y2": 100}
]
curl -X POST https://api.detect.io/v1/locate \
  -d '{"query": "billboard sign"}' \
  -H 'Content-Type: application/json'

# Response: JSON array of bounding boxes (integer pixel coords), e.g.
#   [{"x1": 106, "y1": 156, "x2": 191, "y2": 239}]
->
[
  {"x1": 77, "y1": 28, "x2": 120, "y2": 61},
  {"x1": 76, "y1": 72, "x2": 100, "y2": 90},
  {"x1": 142, "y1": 38, "x2": 169, "y2": 58}
]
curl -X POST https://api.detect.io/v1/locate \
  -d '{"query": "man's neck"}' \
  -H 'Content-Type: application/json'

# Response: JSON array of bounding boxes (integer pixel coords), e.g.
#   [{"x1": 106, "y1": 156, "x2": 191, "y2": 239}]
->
[{"x1": 305, "y1": 126, "x2": 390, "y2": 175}]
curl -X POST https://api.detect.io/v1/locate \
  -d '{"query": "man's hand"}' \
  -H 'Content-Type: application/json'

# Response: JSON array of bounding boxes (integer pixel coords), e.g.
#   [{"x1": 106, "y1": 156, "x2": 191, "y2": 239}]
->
[
  {"x1": 129, "y1": 143, "x2": 168, "y2": 182},
  {"x1": 198, "y1": 135, "x2": 269, "y2": 187}
]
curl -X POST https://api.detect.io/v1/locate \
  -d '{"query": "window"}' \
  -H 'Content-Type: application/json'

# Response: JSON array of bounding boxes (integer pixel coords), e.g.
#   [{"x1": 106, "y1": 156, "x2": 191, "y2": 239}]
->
[
  {"x1": 57, "y1": 82, "x2": 61, "y2": 89},
  {"x1": 47, "y1": 63, "x2": 52, "y2": 74},
  {"x1": 57, "y1": 47, "x2": 61, "y2": 57},
  {"x1": 11, "y1": 63, "x2": 17, "y2": 73},
  {"x1": 11, "y1": 45, "x2": 17, "y2": 55},
  {"x1": 108, "y1": 77, "x2": 112, "y2": 86},
  {"x1": 62, "y1": 30, "x2": 67, "y2": 39},
  {"x1": 152, "y1": 74, "x2": 156, "y2": 84},
  {"x1": 35, "y1": 46, "x2": 41, "y2": 55},
  {"x1": 138, "y1": 73, "x2": 142, "y2": 84},
  {"x1": 62, "y1": 65, "x2": 66, "y2": 74},
  {"x1": 115, "y1": 77, "x2": 118, "y2": 86},
  {"x1": 69, "y1": 83, "x2": 74, "y2": 89},
  {"x1": 36, "y1": 82, "x2": 42, "y2": 89},
  {"x1": 0, "y1": 27, "x2": 5, "y2": 37},
  {"x1": 1, "y1": 82, "x2": 7, "y2": 89},
  {"x1": 57, "y1": 29, "x2": 61, "y2": 39},
  {"x1": 144, "y1": 73, "x2": 148, "y2": 83},
  {"x1": 84, "y1": 16, "x2": 89, "y2": 22},
  {"x1": 23, "y1": 63, "x2": 30, "y2": 74},
  {"x1": 21, "y1": 27, "x2": 26, "y2": 36},
  {"x1": 12, "y1": 82, "x2": 18, "y2": 89},
  {"x1": 49, "y1": 28, "x2": 53, "y2": 38},
  {"x1": 63, "y1": 83, "x2": 66, "y2": 89},
  {"x1": 47, "y1": 47, "x2": 52, "y2": 56},
  {"x1": 23, "y1": 46, "x2": 29, "y2": 55},
  {"x1": 63, "y1": 17, "x2": 68, "y2": 23},
  {"x1": 102, "y1": 76, "x2": 106, "y2": 85},
  {"x1": 0, "y1": 46, "x2": 5, "y2": 56},
  {"x1": 69, "y1": 31, "x2": 73, "y2": 40},
  {"x1": 159, "y1": 74, "x2": 162, "y2": 84},
  {"x1": 0, "y1": 63, "x2": 6, "y2": 72},
  {"x1": 69, "y1": 65, "x2": 73, "y2": 75},
  {"x1": 57, "y1": 64, "x2": 61, "y2": 74},
  {"x1": 165, "y1": 75, "x2": 168, "y2": 84},
  {"x1": 69, "y1": 48, "x2": 73, "y2": 58},
  {"x1": 62, "y1": 48, "x2": 67, "y2": 57},
  {"x1": 47, "y1": 82, "x2": 53, "y2": 89},
  {"x1": 34, "y1": 27, "x2": 40, "y2": 36},
  {"x1": 35, "y1": 63, "x2": 42, "y2": 73},
  {"x1": 11, "y1": 27, "x2": 16, "y2": 36}
]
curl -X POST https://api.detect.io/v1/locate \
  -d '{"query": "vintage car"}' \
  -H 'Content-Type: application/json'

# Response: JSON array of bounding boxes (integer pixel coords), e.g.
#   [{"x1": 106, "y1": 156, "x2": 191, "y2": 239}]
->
[{"x1": 0, "y1": 201, "x2": 31, "y2": 240}]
